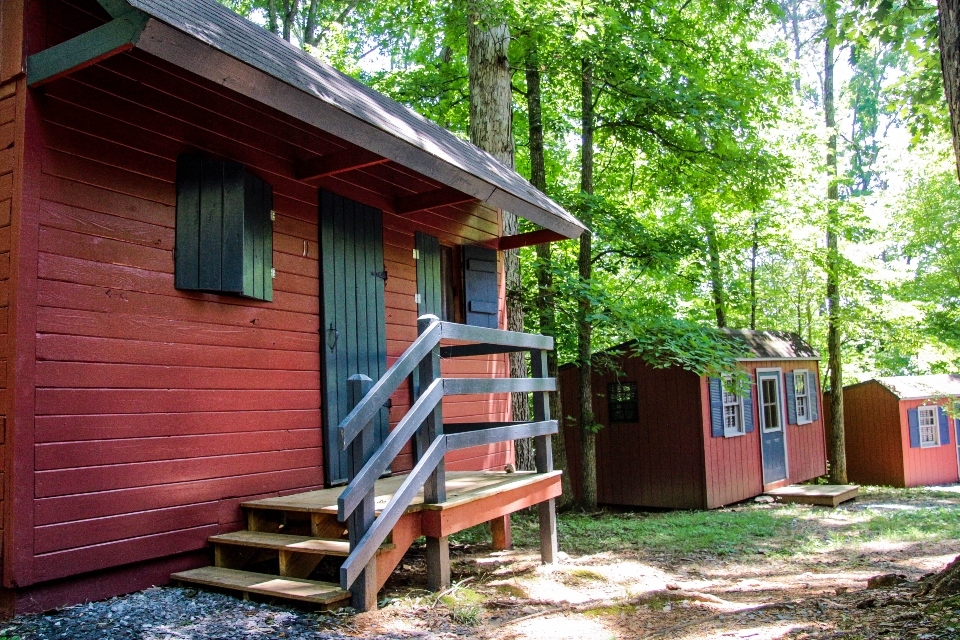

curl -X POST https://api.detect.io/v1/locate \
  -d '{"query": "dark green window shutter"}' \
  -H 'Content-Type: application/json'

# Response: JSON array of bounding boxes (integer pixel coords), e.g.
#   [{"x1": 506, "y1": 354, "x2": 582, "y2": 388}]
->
[
  {"x1": 785, "y1": 371, "x2": 797, "y2": 425},
  {"x1": 463, "y1": 245, "x2": 498, "y2": 328},
  {"x1": 175, "y1": 154, "x2": 273, "y2": 301},
  {"x1": 416, "y1": 232, "x2": 441, "y2": 318},
  {"x1": 708, "y1": 377, "x2": 723, "y2": 437},
  {"x1": 939, "y1": 407, "x2": 951, "y2": 446}
]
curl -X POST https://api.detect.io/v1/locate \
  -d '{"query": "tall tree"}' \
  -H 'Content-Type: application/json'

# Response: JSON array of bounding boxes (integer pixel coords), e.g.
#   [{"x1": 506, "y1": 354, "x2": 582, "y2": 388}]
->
[
  {"x1": 525, "y1": 35, "x2": 573, "y2": 506},
  {"x1": 824, "y1": 0, "x2": 848, "y2": 483},
  {"x1": 465, "y1": 1, "x2": 535, "y2": 470},
  {"x1": 578, "y1": 56, "x2": 597, "y2": 511},
  {"x1": 940, "y1": 0, "x2": 960, "y2": 178}
]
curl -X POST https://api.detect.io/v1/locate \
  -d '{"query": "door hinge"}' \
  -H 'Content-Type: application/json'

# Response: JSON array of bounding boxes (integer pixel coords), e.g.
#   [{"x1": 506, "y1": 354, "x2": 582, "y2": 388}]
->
[
  {"x1": 371, "y1": 270, "x2": 388, "y2": 282},
  {"x1": 413, "y1": 249, "x2": 420, "y2": 260},
  {"x1": 414, "y1": 293, "x2": 422, "y2": 304},
  {"x1": 270, "y1": 210, "x2": 276, "y2": 221},
  {"x1": 271, "y1": 268, "x2": 276, "y2": 279}
]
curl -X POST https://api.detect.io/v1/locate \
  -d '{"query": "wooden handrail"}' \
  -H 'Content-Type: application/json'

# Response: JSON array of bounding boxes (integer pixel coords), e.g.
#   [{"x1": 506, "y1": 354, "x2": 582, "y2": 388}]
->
[{"x1": 336, "y1": 315, "x2": 560, "y2": 605}]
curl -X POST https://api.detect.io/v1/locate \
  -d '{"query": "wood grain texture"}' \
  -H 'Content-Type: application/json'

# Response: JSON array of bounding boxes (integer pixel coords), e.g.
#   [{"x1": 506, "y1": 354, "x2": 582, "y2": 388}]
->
[
  {"x1": 833, "y1": 381, "x2": 906, "y2": 486},
  {"x1": 13, "y1": 0, "x2": 513, "y2": 597}
]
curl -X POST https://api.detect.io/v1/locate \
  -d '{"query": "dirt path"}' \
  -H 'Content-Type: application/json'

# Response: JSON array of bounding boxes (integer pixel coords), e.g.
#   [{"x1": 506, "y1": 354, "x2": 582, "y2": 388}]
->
[{"x1": 352, "y1": 486, "x2": 960, "y2": 639}]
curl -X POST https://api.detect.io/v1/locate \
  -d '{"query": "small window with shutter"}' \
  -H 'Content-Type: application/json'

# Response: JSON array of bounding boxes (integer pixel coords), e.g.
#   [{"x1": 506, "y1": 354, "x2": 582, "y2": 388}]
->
[{"x1": 175, "y1": 154, "x2": 274, "y2": 301}]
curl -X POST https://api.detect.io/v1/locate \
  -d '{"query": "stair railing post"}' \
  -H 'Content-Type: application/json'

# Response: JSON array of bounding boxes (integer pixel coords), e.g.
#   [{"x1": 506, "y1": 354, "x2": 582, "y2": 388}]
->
[
  {"x1": 531, "y1": 348, "x2": 558, "y2": 564},
  {"x1": 417, "y1": 314, "x2": 449, "y2": 591},
  {"x1": 346, "y1": 373, "x2": 378, "y2": 611}
]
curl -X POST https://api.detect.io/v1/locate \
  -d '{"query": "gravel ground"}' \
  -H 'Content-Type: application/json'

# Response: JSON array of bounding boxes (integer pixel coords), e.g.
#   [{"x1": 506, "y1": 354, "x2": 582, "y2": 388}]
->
[{"x1": 2, "y1": 587, "x2": 436, "y2": 640}]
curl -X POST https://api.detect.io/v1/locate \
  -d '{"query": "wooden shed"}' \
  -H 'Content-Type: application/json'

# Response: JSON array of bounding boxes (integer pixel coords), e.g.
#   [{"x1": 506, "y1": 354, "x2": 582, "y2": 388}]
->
[
  {"x1": 826, "y1": 376, "x2": 960, "y2": 488},
  {"x1": 0, "y1": 0, "x2": 585, "y2": 614},
  {"x1": 561, "y1": 330, "x2": 828, "y2": 510}
]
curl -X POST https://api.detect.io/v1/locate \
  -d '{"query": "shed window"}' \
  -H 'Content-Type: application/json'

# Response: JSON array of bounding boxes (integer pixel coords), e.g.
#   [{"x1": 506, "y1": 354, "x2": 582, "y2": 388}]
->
[
  {"x1": 794, "y1": 370, "x2": 809, "y2": 424},
  {"x1": 722, "y1": 375, "x2": 744, "y2": 436},
  {"x1": 918, "y1": 406, "x2": 940, "y2": 447},
  {"x1": 175, "y1": 154, "x2": 274, "y2": 301},
  {"x1": 608, "y1": 381, "x2": 638, "y2": 423}
]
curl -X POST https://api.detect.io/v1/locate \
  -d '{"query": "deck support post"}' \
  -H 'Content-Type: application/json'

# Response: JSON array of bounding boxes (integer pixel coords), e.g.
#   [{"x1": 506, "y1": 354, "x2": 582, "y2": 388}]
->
[
  {"x1": 346, "y1": 374, "x2": 378, "y2": 611},
  {"x1": 490, "y1": 515, "x2": 512, "y2": 550},
  {"x1": 531, "y1": 349, "x2": 558, "y2": 564},
  {"x1": 417, "y1": 315, "x2": 450, "y2": 590}
]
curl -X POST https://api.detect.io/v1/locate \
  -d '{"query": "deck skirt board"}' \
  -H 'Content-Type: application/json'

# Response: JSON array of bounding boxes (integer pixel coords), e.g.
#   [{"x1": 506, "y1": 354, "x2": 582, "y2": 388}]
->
[
  {"x1": 172, "y1": 566, "x2": 350, "y2": 605},
  {"x1": 766, "y1": 484, "x2": 859, "y2": 507}
]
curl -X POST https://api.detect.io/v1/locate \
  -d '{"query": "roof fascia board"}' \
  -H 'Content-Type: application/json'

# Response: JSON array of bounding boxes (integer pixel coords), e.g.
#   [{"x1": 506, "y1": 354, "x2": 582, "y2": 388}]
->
[
  {"x1": 134, "y1": 20, "x2": 584, "y2": 239},
  {"x1": 735, "y1": 357, "x2": 821, "y2": 362},
  {"x1": 26, "y1": 9, "x2": 149, "y2": 88},
  {"x1": 97, "y1": 0, "x2": 134, "y2": 18}
]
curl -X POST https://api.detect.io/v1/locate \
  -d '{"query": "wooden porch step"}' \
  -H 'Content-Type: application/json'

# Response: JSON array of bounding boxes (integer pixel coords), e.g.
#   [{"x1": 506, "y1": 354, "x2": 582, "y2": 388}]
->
[
  {"x1": 209, "y1": 530, "x2": 394, "y2": 556},
  {"x1": 172, "y1": 566, "x2": 350, "y2": 607},
  {"x1": 766, "y1": 484, "x2": 859, "y2": 507}
]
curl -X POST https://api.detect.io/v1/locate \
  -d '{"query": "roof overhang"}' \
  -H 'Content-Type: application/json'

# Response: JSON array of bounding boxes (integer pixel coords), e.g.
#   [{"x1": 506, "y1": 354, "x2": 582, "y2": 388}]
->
[{"x1": 26, "y1": 0, "x2": 586, "y2": 241}]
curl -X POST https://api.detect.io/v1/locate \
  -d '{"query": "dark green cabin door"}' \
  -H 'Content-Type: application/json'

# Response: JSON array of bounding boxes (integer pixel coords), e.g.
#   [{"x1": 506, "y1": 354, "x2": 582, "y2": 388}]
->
[{"x1": 319, "y1": 190, "x2": 388, "y2": 485}]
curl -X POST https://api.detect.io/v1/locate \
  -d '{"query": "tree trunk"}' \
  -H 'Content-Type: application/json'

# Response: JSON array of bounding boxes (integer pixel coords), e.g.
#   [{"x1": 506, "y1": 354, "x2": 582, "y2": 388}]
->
[
  {"x1": 578, "y1": 57, "x2": 597, "y2": 511},
  {"x1": 268, "y1": 0, "x2": 279, "y2": 34},
  {"x1": 526, "y1": 40, "x2": 572, "y2": 507},
  {"x1": 466, "y1": 2, "x2": 534, "y2": 470},
  {"x1": 282, "y1": 0, "x2": 299, "y2": 42},
  {"x1": 825, "y1": 0, "x2": 848, "y2": 484},
  {"x1": 704, "y1": 212, "x2": 727, "y2": 329},
  {"x1": 750, "y1": 218, "x2": 759, "y2": 330},
  {"x1": 940, "y1": 0, "x2": 960, "y2": 180}
]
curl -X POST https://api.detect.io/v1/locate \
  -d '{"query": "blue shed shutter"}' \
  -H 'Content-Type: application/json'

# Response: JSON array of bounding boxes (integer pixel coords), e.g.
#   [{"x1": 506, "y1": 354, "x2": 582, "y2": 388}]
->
[
  {"x1": 743, "y1": 383, "x2": 756, "y2": 433},
  {"x1": 908, "y1": 409, "x2": 920, "y2": 448},
  {"x1": 708, "y1": 377, "x2": 724, "y2": 437},
  {"x1": 808, "y1": 372, "x2": 819, "y2": 420},
  {"x1": 785, "y1": 371, "x2": 797, "y2": 425},
  {"x1": 463, "y1": 245, "x2": 498, "y2": 328},
  {"x1": 939, "y1": 407, "x2": 951, "y2": 446},
  {"x1": 416, "y1": 232, "x2": 442, "y2": 318}
]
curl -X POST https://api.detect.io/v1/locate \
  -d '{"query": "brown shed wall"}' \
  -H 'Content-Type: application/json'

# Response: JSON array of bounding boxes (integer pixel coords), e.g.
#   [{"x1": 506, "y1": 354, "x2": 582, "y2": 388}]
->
[
  {"x1": 6, "y1": 0, "x2": 512, "y2": 607},
  {"x1": 560, "y1": 356, "x2": 707, "y2": 510},
  {"x1": 831, "y1": 382, "x2": 905, "y2": 486}
]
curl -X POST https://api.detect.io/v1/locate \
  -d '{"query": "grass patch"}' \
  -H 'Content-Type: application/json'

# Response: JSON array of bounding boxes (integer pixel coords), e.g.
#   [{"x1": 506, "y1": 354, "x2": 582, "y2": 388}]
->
[
  {"x1": 439, "y1": 584, "x2": 483, "y2": 627},
  {"x1": 449, "y1": 486, "x2": 960, "y2": 560}
]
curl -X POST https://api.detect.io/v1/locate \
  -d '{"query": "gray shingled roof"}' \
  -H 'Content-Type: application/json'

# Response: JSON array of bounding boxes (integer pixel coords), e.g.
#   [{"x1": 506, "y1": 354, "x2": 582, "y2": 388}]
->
[
  {"x1": 120, "y1": 0, "x2": 585, "y2": 238},
  {"x1": 722, "y1": 329, "x2": 819, "y2": 360},
  {"x1": 869, "y1": 374, "x2": 960, "y2": 400}
]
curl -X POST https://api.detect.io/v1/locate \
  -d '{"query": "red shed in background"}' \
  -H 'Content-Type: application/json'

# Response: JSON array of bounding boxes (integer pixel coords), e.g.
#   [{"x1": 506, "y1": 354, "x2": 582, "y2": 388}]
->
[
  {"x1": 825, "y1": 376, "x2": 960, "y2": 488},
  {"x1": 561, "y1": 330, "x2": 828, "y2": 510}
]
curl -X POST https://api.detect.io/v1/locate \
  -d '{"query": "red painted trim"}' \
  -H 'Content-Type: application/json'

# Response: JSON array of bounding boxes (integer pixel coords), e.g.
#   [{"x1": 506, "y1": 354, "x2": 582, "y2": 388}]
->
[
  {"x1": 6, "y1": 75, "x2": 38, "y2": 588},
  {"x1": 420, "y1": 474, "x2": 561, "y2": 537},
  {"x1": 480, "y1": 229, "x2": 567, "y2": 251}
]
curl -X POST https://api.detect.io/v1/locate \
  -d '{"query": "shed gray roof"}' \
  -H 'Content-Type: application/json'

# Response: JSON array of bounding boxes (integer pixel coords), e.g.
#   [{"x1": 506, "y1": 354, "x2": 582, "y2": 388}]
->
[
  {"x1": 868, "y1": 375, "x2": 960, "y2": 400},
  {"x1": 118, "y1": 0, "x2": 585, "y2": 238},
  {"x1": 722, "y1": 329, "x2": 819, "y2": 360}
]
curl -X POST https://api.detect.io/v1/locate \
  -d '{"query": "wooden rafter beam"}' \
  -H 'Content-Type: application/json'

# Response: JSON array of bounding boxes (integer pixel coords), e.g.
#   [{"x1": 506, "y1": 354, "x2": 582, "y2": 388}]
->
[
  {"x1": 395, "y1": 187, "x2": 476, "y2": 216},
  {"x1": 296, "y1": 148, "x2": 389, "y2": 183},
  {"x1": 479, "y1": 229, "x2": 568, "y2": 251},
  {"x1": 97, "y1": 0, "x2": 133, "y2": 18},
  {"x1": 26, "y1": 9, "x2": 149, "y2": 88}
]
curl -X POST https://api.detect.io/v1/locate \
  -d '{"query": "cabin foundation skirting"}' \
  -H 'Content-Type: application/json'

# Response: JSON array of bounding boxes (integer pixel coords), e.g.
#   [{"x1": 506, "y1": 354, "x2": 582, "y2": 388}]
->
[{"x1": 0, "y1": 550, "x2": 210, "y2": 616}]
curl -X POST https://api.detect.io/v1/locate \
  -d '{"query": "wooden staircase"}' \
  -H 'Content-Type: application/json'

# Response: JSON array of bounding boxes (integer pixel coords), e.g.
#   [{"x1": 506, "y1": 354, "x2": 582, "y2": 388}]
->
[{"x1": 172, "y1": 496, "x2": 406, "y2": 609}]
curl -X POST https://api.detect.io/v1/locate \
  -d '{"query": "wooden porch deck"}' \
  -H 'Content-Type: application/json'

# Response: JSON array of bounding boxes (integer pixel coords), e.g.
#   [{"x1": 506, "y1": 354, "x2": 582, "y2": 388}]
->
[
  {"x1": 766, "y1": 484, "x2": 859, "y2": 507},
  {"x1": 173, "y1": 470, "x2": 561, "y2": 608}
]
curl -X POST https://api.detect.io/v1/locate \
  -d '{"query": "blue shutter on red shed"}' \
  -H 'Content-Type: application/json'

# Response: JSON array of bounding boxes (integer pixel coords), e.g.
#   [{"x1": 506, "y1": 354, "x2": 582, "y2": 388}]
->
[
  {"x1": 463, "y1": 245, "x2": 499, "y2": 328},
  {"x1": 708, "y1": 377, "x2": 724, "y2": 437},
  {"x1": 908, "y1": 409, "x2": 920, "y2": 448},
  {"x1": 939, "y1": 407, "x2": 951, "y2": 446},
  {"x1": 743, "y1": 383, "x2": 756, "y2": 433},
  {"x1": 808, "y1": 372, "x2": 819, "y2": 420},
  {"x1": 785, "y1": 372, "x2": 797, "y2": 425}
]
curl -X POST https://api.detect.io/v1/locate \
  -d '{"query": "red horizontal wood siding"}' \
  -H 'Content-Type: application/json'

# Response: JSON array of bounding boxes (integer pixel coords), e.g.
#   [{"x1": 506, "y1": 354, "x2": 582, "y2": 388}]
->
[
  {"x1": 17, "y1": 0, "x2": 511, "y2": 592},
  {"x1": 899, "y1": 398, "x2": 959, "y2": 488},
  {"x1": 560, "y1": 357, "x2": 707, "y2": 510}
]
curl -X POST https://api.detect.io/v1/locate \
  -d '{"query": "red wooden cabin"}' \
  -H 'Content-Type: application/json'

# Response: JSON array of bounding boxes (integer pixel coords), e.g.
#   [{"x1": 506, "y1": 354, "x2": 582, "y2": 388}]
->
[
  {"x1": 561, "y1": 330, "x2": 828, "y2": 510},
  {"x1": 826, "y1": 376, "x2": 960, "y2": 488},
  {"x1": 0, "y1": 0, "x2": 584, "y2": 614}
]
